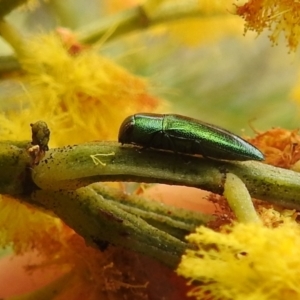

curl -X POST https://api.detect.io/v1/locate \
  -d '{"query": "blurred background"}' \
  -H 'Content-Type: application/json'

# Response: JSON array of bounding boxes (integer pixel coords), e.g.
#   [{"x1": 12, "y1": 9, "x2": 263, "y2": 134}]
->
[{"x1": 0, "y1": 0, "x2": 299, "y2": 136}]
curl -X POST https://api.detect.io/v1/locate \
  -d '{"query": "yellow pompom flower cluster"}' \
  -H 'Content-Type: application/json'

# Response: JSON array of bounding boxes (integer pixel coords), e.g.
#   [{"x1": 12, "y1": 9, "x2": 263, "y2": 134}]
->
[
  {"x1": 177, "y1": 214, "x2": 300, "y2": 300},
  {"x1": 0, "y1": 32, "x2": 164, "y2": 146}
]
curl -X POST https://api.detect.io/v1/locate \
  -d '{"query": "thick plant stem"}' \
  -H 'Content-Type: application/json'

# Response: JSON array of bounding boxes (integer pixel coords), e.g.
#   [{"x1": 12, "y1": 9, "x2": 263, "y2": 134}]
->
[
  {"x1": 90, "y1": 184, "x2": 212, "y2": 235},
  {"x1": 1, "y1": 140, "x2": 300, "y2": 209},
  {"x1": 31, "y1": 141, "x2": 300, "y2": 210},
  {"x1": 2, "y1": 138, "x2": 300, "y2": 266},
  {"x1": 31, "y1": 186, "x2": 190, "y2": 267}
]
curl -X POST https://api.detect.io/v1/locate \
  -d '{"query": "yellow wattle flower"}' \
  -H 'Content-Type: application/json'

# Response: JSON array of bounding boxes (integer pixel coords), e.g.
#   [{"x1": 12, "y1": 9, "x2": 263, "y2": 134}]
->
[
  {"x1": 0, "y1": 195, "x2": 65, "y2": 255},
  {"x1": 177, "y1": 214, "x2": 300, "y2": 300},
  {"x1": 0, "y1": 33, "x2": 165, "y2": 146}
]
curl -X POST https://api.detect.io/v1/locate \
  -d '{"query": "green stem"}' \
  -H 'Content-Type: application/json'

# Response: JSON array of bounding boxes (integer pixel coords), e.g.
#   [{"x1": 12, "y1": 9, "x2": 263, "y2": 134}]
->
[
  {"x1": 2, "y1": 139, "x2": 300, "y2": 210},
  {"x1": 30, "y1": 185, "x2": 190, "y2": 267},
  {"x1": 31, "y1": 141, "x2": 300, "y2": 210},
  {"x1": 76, "y1": 3, "x2": 215, "y2": 44},
  {"x1": 0, "y1": 19, "x2": 25, "y2": 56},
  {"x1": 0, "y1": 55, "x2": 20, "y2": 73},
  {"x1": 91, "y1": 183, "x2": 212, "y2": 237},
  {"x1": 76, "y1": 6, "x2": 149, "y2": 44},
  {"x1": 0, "y1": 0, "x2": 27, "y2": 19},
  {"x1": 3, "y1": 138, "x2": 300, "y2": 266},
  {"x1": 224, "y1": 172, "x2": 261, "y2": 223}
]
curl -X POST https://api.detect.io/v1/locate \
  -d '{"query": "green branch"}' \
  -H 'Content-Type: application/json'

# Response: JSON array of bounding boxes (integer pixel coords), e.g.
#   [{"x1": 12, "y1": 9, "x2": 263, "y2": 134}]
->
[
  {"x1": 0, "y1": 0, "x2": 27, "y2": 19},
  {"x1": 0, "y1": 55, "x2": 20, "y2": 73},
  {"x1": 2, "y1": 139, "x2": 300, "y2": 210},
  {"x1": 30, "y1": 184, "x2": 203, "y2": 267},
  {"x1": 2, "y1": 139, "x2": 300, "y2": 266},
  {"x1": 76, "y1": 3, "x2": 222, "y2": 44},
  {"x1": 30, "y1": 141, "x2": 300, "y2": 210}
]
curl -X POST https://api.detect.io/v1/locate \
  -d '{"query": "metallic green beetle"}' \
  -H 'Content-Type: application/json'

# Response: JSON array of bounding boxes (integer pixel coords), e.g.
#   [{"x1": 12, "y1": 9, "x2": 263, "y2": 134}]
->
[{"x1": 118, "y1": 113, "x2": 264, "y2": 161}]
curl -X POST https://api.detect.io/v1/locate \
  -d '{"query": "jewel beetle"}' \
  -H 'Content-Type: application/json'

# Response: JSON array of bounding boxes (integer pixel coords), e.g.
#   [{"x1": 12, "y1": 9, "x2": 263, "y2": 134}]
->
[{"x1": 118, "y1": 113, "x2": 264, "y2": 161}]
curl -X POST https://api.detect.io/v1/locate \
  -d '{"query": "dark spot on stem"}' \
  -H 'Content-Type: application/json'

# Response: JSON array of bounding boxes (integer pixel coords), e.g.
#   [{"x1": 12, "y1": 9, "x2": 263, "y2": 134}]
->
[{"x1": 92, "y1": 237, "x2": 109, "y2": 251}]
